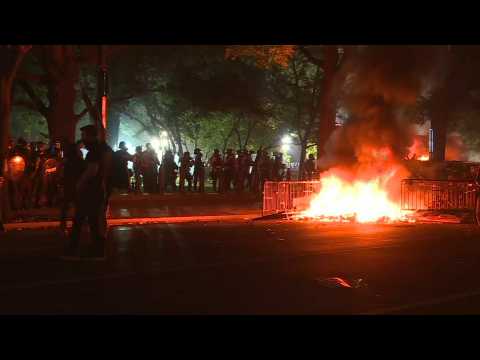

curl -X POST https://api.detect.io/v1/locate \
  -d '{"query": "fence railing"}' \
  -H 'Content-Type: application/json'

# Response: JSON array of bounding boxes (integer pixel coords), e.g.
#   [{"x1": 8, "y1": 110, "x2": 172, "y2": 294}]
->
[
  {"x1": 262, "y1": 181, "x2": 322, "y2": 217},
  {"x1": 400, "y1": 179, "x2": 477, "y2": 211}
]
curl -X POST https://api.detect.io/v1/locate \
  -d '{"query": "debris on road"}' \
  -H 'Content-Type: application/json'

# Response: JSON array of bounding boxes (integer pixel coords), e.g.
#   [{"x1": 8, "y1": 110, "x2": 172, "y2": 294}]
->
[{"x1": 316, "y1": 277, "x2": 353, "y2": 289}]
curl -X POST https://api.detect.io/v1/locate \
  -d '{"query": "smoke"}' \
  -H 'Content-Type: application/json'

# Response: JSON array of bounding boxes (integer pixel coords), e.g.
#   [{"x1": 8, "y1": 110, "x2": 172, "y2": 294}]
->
[{"x1": 319, "y1": 46, "x2": 443, "y2": 169}]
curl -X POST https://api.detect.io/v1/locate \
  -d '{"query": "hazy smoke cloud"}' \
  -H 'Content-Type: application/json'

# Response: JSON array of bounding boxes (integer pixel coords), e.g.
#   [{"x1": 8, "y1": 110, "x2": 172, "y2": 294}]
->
[{"x1": 319, "y1": 46, "x2": 443, "y2": 169}]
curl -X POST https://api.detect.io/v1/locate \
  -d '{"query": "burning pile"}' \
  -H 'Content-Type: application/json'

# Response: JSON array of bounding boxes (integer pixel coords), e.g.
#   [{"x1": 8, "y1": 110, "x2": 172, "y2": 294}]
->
[
  {"x1": 300, "y1": 173, "x2": 404, "y2": 223},
  {"x1": 297, "y1": 47, "x2": 441, "y2": 224},
  {"x1": 297, "y1": 156, "x2": 411, "y2": 223}
]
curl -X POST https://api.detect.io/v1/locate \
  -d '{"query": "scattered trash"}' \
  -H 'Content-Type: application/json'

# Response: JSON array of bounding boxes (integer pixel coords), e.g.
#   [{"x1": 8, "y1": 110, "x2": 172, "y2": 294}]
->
[
  {"x1": 316, "y1": 277, "x2": 352, "y2": 289},
  {"x1": 352, "y1": 278, "x2": 368, "y2": 289},
  {"x1": 316, "y1": 277, "x2": 370, "y2": 291}
]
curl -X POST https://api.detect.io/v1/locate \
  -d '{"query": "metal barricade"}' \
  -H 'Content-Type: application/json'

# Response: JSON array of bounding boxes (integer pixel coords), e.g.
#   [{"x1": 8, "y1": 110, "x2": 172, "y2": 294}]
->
[
  {"x1": 263, "y1": 181, "x2": 322, "y2": 217},
  {"x1": 401, "y1": 179, "x2": 477, "y2": 211}
]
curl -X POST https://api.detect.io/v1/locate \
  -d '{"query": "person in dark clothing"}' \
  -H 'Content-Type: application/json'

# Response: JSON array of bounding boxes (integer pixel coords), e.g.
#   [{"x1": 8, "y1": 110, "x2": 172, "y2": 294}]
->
[
  {"x1": 142, "y1": 143, "x2": 160, "y2": 193},
  {"x1": 112, "y1": 141, "x2": 133, "y2": 193},
  {"x1": 222, "y1": 149, "x2": 236, "y2": 192},
  {"x1": 304, "y1": 154, "x2": 316, "y2": 180},
  {"x1": 273, "y1": 153, "x2": 285, "y2": 181},
  {"x1": 58, "y1": 142, "x2": 85, "y2": 234},
  {"x1": 208, "y1": 149, "x2": 223, "y2": 192},
  {"x1": 162, "y1": 150, "x2": 177, "y2": 192},
  {"x1": 32, "y1": 142, "x2": 48, "y2": 208},
  {"x1": 193, "y1": 148, "x2": 205, "y2": 192},
  {"x1": 64, "y1": 125, "x2": 112, "y2": 260},
  {"x1": 133, "y1": 146, "x2": 144, "y2": 193},
  {"x1": 179, "y1": 151, "x2": 193, "y2": 192}
]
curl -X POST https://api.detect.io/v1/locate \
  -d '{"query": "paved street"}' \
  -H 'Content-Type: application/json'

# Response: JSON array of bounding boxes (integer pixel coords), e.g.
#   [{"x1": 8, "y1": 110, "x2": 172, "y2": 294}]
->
[{"x1": 2, "y1": 220, "x2": 480, "y2": 314}]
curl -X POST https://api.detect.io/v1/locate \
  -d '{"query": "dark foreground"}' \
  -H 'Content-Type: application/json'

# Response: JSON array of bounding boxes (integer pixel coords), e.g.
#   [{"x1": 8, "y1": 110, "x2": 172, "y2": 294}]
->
[{"x1": 1, "y1": 220, "x2": 480, "y2": 314}]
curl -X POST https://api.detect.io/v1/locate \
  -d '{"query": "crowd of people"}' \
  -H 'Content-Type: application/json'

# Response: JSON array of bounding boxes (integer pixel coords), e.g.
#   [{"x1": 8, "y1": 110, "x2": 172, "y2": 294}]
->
[
  {"x1": 111, "y1": 143, "x2": 318, "y2": 195},
  {"x1": 0, "y1": 130, "x2": 319, "y2": 257},
  {"x1": 2, "y1": 137, "x2": 320, "y2": 213}
]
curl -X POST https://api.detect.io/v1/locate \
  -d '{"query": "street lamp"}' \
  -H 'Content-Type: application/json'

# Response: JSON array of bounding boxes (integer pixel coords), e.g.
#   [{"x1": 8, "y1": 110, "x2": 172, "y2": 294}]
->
[{"x1": 281, "y1": 134, "x2": 292, "y2": 153}]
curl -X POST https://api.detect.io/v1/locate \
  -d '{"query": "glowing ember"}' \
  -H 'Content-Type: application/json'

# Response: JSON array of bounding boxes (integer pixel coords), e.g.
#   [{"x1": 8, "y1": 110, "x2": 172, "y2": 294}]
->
[
  {"x1": 300, "y1": 173, "x2": 406, "y2": 223},
  {"x1": 418, "y1": 155, "x2": 429, "y2": 161}
]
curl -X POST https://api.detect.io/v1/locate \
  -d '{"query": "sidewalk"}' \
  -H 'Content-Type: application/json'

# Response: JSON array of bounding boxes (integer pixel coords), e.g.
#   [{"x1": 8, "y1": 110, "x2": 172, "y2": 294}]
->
[{"x1": 4, "y1": 192, "x2": 263, "y2": 231}]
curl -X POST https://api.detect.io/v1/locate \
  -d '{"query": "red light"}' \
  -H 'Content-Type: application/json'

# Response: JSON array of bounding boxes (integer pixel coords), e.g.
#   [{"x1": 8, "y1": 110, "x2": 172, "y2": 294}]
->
[{"x1": 101, "y1": 95, "x2": 107, "y2": 129}]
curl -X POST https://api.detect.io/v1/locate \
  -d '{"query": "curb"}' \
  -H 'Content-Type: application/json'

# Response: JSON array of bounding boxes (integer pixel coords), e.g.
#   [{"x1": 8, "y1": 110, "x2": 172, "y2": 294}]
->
[{"x1": 3, "y1": 213, "x2": 260, "y2": 232}]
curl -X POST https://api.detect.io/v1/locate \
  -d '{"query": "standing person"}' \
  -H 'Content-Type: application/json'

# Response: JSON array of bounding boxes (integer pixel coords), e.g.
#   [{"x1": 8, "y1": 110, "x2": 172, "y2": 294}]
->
[
  {"x1": 304, "y1": 154, "x2": 316, "y2": 180},
  {"x1": 222, "y1": 149, "x2": 235, "y2": 192},
  {"x1": 112, "y1": 141, "x2": 133, "y2": 193},
  {"x1": 142, "y1": 143, "x2": 160, "y2": 193},
  {"x1": 58, "y1": 142, "x2": 85, "y2": 235},
  {"x1": 133, "y1": 146, "x2": 144, "y2": 193},
  {"x1": 234, "y1": 150, "x2": 244, "y2": 192},
  {"x1": 251, "y1": 149, "x2": 262, "y2": 193},
  {"x1": 246, "y1": 150, "x2": 254, "y2": 191},
  {"x1": 179, "y1": 151, "x2": 193, "y2": 192},
  {"x1": 162, "y1": 149, "x2": 177, "y2": 192},
  {"x1": 32, "y1": 142, "x2": 48, "y2": 208},
  {"x1": 193, "y1": 148, "x2": 205, "y2": 192},
  {"x1": 208, "y1": 149, "x2": 223, "y2": 192},
  {"x1": 273, "y1": 153, "x2": 285, "y2": 181},
  {"x1": 63, "y1": 125, "x2": 111, "y2": 259}
]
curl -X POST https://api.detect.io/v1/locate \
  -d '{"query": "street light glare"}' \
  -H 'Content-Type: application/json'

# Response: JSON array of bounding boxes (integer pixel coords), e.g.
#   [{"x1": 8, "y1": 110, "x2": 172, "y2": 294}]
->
[
  {"x1": 151, "y1": 138, "x2": 160, "y2": 149},
  {"x1": 282, "y1": 135, "x2": 292, "y2": 145}
]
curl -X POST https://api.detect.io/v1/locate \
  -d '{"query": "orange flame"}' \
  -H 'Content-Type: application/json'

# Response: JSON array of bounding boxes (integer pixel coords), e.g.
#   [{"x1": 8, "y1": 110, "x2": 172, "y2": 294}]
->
[
  {"x1": 407, "y1": 137, "x2": 429, "y2": 161},
  {"x1": 300, "y1": 146, "x2": 411, "y2": 223}
]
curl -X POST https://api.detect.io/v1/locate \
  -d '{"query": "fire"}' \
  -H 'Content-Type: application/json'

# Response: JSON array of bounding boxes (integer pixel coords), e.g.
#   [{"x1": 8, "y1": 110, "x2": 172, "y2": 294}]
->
[
  {"x1": 407, "y1": 137, "x2": 429, "y2": 161},
  {"x1": 301, "y1": 175, "x2": 404, "y2": 223},
  {"x1": 299, "y1": 158, "x2": 411, "y2": 223}
]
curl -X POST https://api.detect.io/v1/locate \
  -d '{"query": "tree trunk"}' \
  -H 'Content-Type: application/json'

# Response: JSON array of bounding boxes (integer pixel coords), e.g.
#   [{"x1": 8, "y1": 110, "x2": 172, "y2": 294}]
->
[
  {"x1": 298, "y1": 142, "x2": 307, "y2": 180},
  {"x1": 0, "y1": 77, "x2": 13, "y2": 176},
  {"x1": 0, "y1": 46, "x2": 31, "y2": 224},
  {"x1": 429, "y1": 87, "x2": 449, "y2": 162},
  {"x1": 430, "y1": 110, "x2": 448, "y2": 162},
  {"x1": 46, "y1": 75, "x2": 78, "y2": 143},
  {"x1": 317, "y1": 46, "x2": 338, "y2": 158}
]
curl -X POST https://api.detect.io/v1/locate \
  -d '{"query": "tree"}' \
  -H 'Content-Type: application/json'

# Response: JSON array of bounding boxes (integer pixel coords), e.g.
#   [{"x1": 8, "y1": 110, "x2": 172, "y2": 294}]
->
[
  {"x1": 265, "y1": 51, "x2": 323, "y2": 178},
  {"x1": 0, "y1": 45, "x2": 31, "y2": 224},
  {"x1": 0, "y1": 45, "x2": 31, "y2": 173}
]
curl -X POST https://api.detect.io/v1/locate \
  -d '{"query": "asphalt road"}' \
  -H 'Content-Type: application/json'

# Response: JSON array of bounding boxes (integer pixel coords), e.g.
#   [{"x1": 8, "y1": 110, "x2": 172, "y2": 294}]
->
[{"x1": 1, "y1": 220, "x2": 480, "y2": 314}]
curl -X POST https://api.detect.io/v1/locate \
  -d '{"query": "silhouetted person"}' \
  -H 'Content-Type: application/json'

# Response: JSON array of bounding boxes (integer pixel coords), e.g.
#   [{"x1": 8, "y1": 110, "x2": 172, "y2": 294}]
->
[
  {"x1": 142, "y1": 143, "x2": 160, "y2": 193},
  {"x1": 179, "y1": 152, "x2": 193, "y2": 192},
  {"x1": 64, "y1": 125, "x2": 111, "y2": 260},
  {"x1": 58, "y1": 142, "x2": 85, "y2": 234},
  {"x1": 304, "y1": 154, "x2": 316, "y2": 180},
  {"x1": 209, "y1": 149, "x2": 223, "y2": 192},
  {"x1": 113, "y1": 141, "x2": 133, "y2": 193},
  {"x1": 223, "y1": 149, "x2": 236, "y2": 192},
  {"x1": 133, "y1": 146, "x2": 144, "y2": 193},
  {"x1": 162, "y1": 150, "x2": 177, "y2": 192},
  {"x1": 193, "y1": 148, "x2": 205, "y2": 192}
]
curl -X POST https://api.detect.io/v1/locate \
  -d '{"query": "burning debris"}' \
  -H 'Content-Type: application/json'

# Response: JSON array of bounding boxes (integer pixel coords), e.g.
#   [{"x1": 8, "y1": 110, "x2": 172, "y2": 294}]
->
[{"x1": 299, "y1": 47, "x2": 442, "y2": 224}]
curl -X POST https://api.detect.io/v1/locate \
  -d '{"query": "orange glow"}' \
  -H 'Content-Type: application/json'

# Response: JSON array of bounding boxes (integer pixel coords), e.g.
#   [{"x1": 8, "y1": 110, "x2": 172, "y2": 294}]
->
[
  {"x1": 101, "y1": 95, "x2": 107, "y2": 129},
  {"x1": 299, "y1": 143, "x2": 411, "y2": 223},
  {"x1": 407, "y1": 137, "x2": 429, "y2": 161},
  {"x1": 301, "y1": 172, "x2": 404, "y2": 223},
  {"x1": 12, "y1": 156, "x2": 23, "y2": 164}
]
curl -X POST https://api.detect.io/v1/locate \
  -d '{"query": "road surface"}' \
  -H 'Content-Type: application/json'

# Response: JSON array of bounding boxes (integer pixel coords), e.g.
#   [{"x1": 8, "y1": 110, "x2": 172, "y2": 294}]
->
[{"x1": 1, "y1": 220, "x2": 480, "y2": 314}]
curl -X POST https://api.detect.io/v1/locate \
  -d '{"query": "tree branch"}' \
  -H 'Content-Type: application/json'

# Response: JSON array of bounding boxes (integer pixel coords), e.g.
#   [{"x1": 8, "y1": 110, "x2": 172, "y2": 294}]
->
[
  {"x1": 17, "y1": 80, "x2": 49, "y2": 117},
  {"x1": 298, "y1": 46, "x2": 324, "y2": 67},
  {"x1": 75, "y1": 107, "x2": 90, "y2": 120}
]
